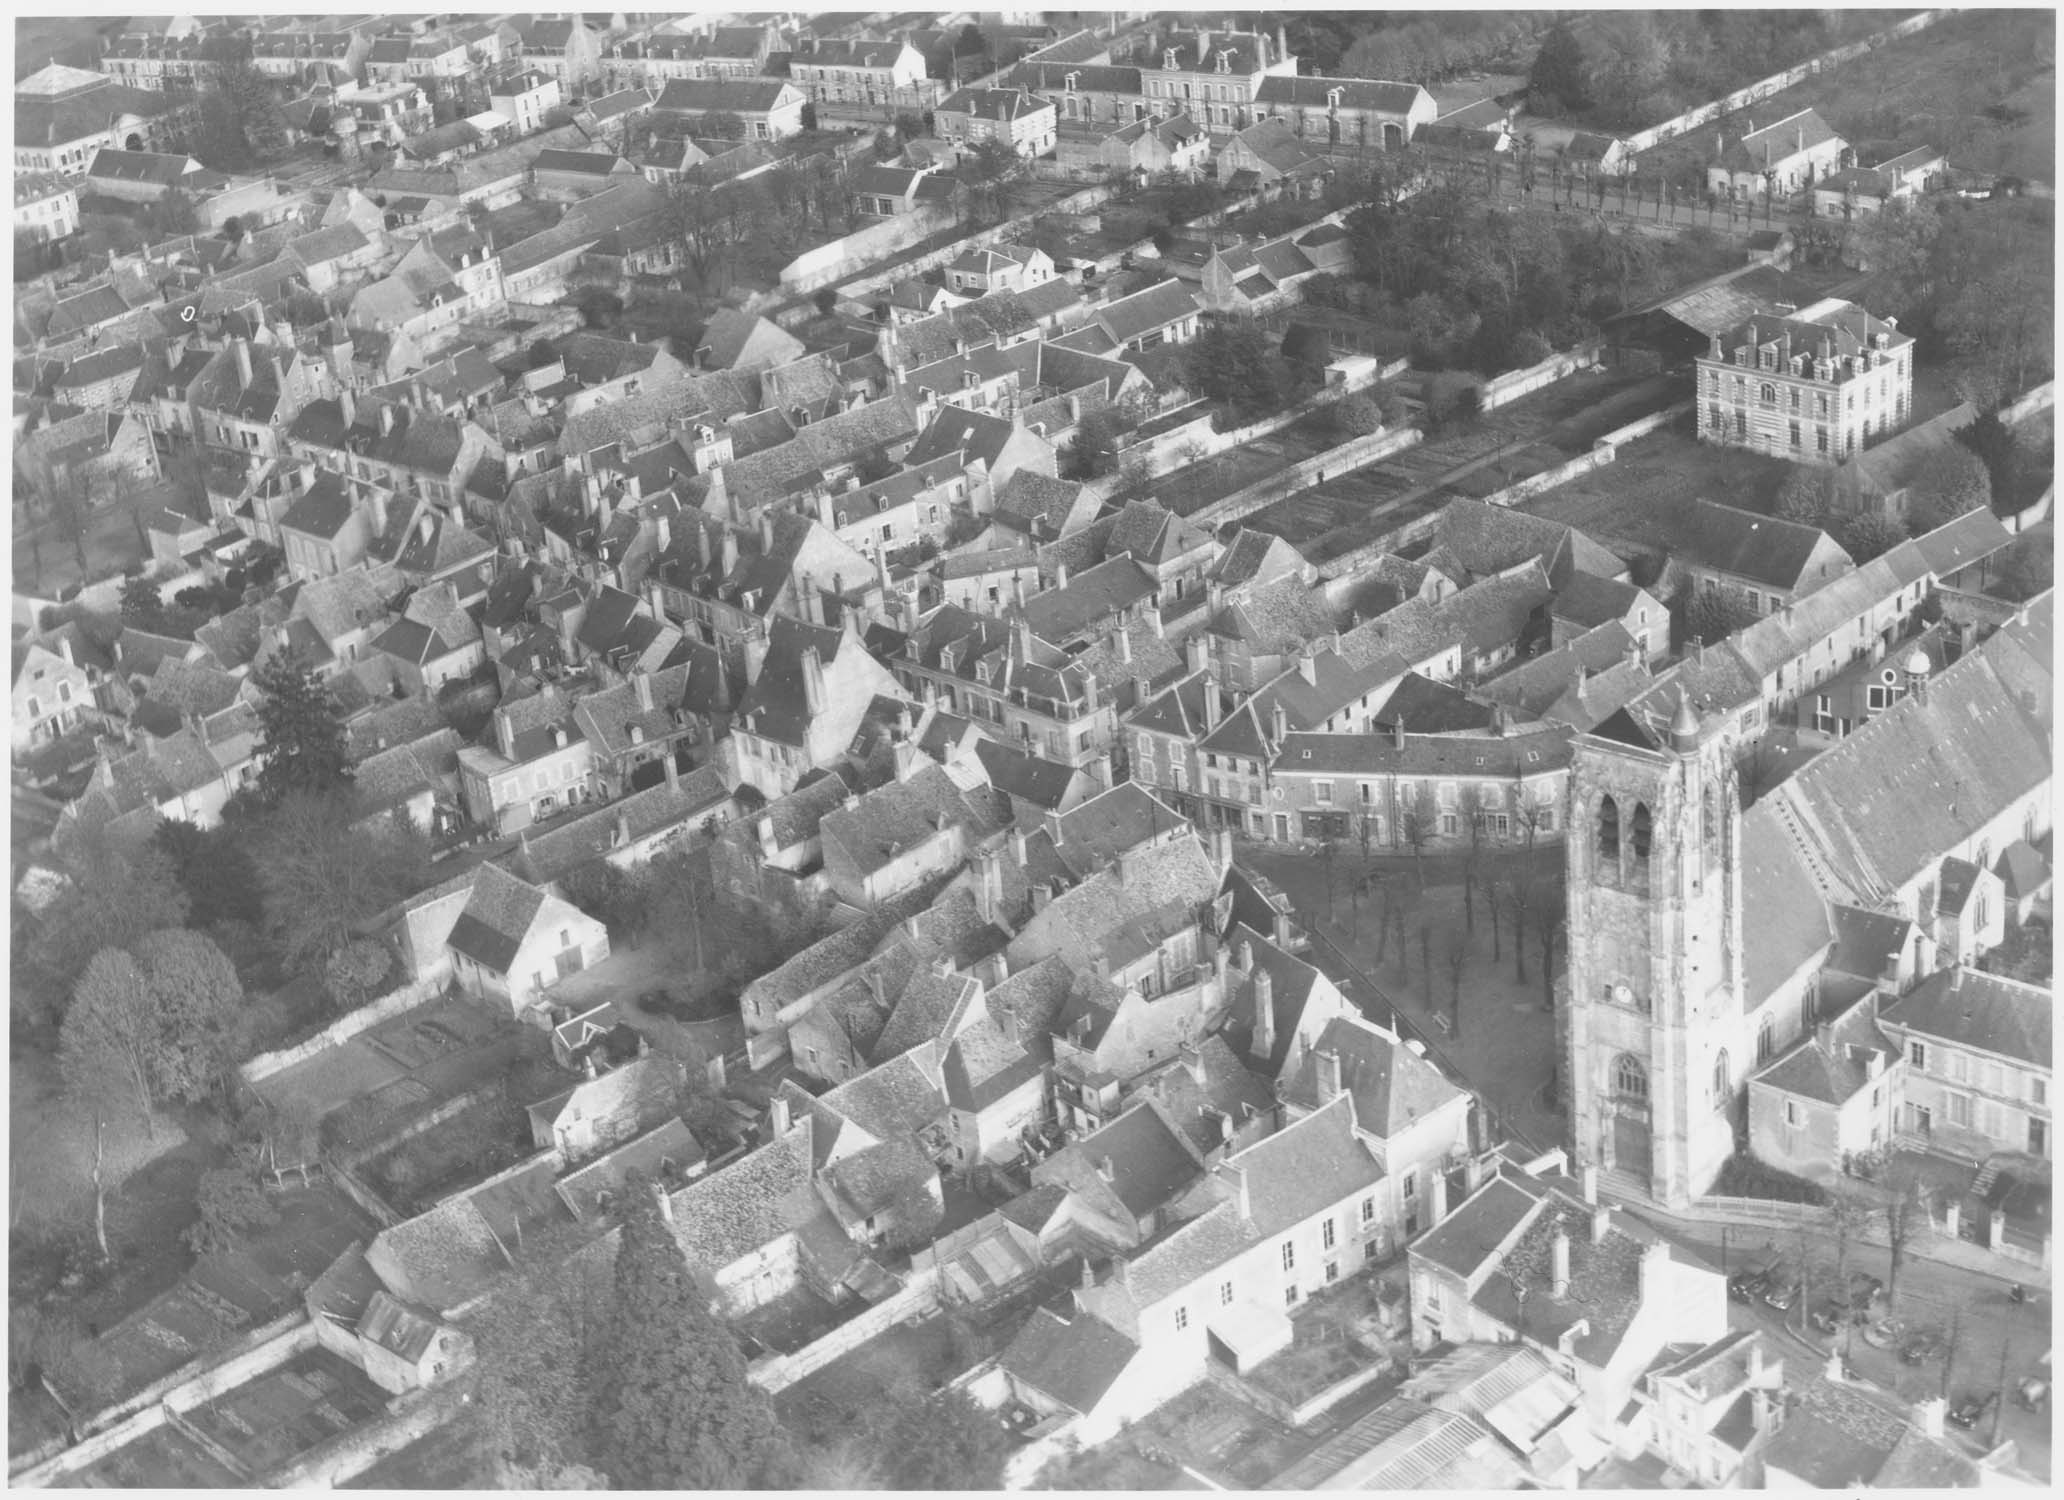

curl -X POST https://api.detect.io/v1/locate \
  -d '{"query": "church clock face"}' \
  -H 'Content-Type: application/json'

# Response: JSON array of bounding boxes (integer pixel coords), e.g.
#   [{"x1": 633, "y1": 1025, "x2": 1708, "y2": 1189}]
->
[{"x1": 1612, "y1": 982, "x2": 1634, "y2": 1007}]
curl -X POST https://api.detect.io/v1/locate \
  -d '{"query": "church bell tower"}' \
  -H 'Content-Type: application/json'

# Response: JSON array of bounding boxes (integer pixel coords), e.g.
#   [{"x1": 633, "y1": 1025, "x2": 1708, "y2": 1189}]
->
[{"x1": 1561, "y1": 692, "x2": 1745, "y2": 1208}]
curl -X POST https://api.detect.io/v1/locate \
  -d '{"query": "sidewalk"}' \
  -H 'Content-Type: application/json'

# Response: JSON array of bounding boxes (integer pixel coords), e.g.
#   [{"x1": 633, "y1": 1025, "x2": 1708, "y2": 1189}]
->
[{"x1": 1612, "y1": 1188, "x2": 2041, "y2": 1286}]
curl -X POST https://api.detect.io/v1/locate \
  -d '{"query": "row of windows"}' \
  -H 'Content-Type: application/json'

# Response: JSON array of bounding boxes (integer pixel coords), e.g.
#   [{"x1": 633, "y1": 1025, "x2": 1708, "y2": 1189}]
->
[{"x1": 1907, "y1": 1042, "x2": 2046, "y2": 1103}]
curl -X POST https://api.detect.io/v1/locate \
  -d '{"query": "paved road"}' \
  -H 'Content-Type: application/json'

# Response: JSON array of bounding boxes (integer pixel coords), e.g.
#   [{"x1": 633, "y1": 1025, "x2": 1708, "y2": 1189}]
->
[{"x1": 1630, "y1": 1211, "x2": 2053, "y2": 1483}]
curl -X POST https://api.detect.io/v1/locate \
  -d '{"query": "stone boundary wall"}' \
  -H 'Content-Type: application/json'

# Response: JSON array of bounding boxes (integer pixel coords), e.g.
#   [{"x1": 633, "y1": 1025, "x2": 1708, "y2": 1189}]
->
[
  {"x1": 238, "y1": 976, "x2": 447, "y2": 1086},
  {"x1": 1620, "y1": 10, "x2": 1953, "y2": 156},
  {"x1": 777, "y1": 202, "x2": 960, "y2": 295},
  {"x1": 746, "y1": 1265, "x2": 943, "y2": 1394},
  {"x1": 261, "y1": 1384, "x2": 466, "y2": 1488},
  {"x1": 11, "y1": 1318, "x2": 317, "y2": 1487},
  {"x1": 1466, "y1": 400, "x2": 1694, "y2": 513},
  {"x1": 782, "y1": 181, "x2": 1125, "y2": 315},
  {"x1": 1192, "y1": 425, "x2": 1423, "y2": 530}
]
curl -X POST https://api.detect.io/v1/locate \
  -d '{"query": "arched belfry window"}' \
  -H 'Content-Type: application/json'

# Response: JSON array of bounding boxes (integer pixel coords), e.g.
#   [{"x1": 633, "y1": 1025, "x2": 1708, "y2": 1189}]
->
[
  {"x1": 1597, "y1": 795, "x2": 1620, "y2": 861},
  {"x1": 1630, "y1": 803, "x2": 1653, "y2": 862},
  {"x1": 1613, "y1": 1053, "x2": 1649, "y2": 1102},
  {"x1": 1756, "y1": 1014, "x2": 1775, "y2": 1064}
]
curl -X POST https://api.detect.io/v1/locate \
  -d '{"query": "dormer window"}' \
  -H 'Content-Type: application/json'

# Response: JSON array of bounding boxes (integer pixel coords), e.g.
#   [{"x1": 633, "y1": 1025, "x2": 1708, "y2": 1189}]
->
[
  {"x1": 1066, "y1": 71, "x2": 1079, "y2": 91},
  {"x1": 1217, "y1": 51, "x2": 1231, "y2": 74},
  {"x1": 1164, "y1": 48, "x2": 1179, "y2": 71},
  {"x1": 1327, "y1": 87, "x2": 1342, "y2": 110}
]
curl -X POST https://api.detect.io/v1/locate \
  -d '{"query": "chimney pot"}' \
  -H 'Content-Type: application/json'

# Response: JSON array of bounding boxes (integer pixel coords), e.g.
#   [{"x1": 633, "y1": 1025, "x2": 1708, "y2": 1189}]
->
[{"x1": 1551, "y1": 1226, "x2": 1571, "y2": 1297}]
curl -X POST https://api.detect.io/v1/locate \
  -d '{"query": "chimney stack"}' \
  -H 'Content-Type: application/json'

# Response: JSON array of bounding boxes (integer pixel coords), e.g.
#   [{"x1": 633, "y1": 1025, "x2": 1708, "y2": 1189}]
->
[
  {"x1": 1591, "y1": 1204, "x2": 1610, "y2": 1245},
  {"x1": 634, "y1": 670, "x2": 654, "y2": 711},
  {"x1": 1551, "y1": 1224, "x2": 1571, "y2": 1298},
  {"x1": 770, "y1": 1094, "x2": 791, "y2": 1137},
  {"x1": 800, "y1": 646, "x2": 826, "y2": 715},
  {"x1": 1316, "y1": 1048, "x2": 1342, "y2": 1104},
  {"x1": 1582, "y1": 1165, "x2": 1598, "y2": 1205},
  {"x1": 1251, "y1": 964, "x2": 1275, "y2": 1061},
  {"x1": 1915, "y1": 1396, "x2": 1946, "y2": 1440}
]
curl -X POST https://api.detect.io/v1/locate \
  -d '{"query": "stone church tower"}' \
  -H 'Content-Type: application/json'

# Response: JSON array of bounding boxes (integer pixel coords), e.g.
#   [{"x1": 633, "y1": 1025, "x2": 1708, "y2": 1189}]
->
[{"x1": 1561, "y1": 693, "x2": 1746, "y2": 1208}]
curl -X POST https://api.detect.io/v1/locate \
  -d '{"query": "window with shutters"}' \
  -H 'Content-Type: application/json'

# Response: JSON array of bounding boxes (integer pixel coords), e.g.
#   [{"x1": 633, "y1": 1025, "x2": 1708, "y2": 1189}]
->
[
  {"x1": 1322, "y1": 1219, "x2": 1336, "y2": 1250},
  {"x1": 1281, "y1": 1241, "x2": 1295, "y2": 1271},
  {"x1": 1220, "y1": 1280, "x2": 1234, "y2": 1306},
  {"x1": 1947, "y1": 1092, "x2": 1973, "y2": 1128}
]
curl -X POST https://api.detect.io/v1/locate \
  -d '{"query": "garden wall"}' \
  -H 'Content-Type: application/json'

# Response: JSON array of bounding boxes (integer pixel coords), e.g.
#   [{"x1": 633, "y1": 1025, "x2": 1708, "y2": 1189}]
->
[
  {"x1": 1466, "y1": 401, "x2": 1693, "y2": 513},
  {"x1": 261, "y1": 1384, "x2": 465, "y2": 1488},
  {"x1": 238, "y1": 975, "x2": 447, "y2": 1086},
  {"x1": 791, "y1": 180, "x2": 1125, "y2": 311},
  {"x1": 777, "y1": 203, "x2": 959, "y2": 295},
  {"x1": 1999, "y1": 379, "x2": 2055, "y2": 426},
  {"x1": 10, "y1": 1318, "x2": 317, "y2": 1487},
  {"x1": 1192, "y1": 424, "x2": 1424, "y2": 529},
  {"x1": 746, "y1": 1266, "x2": 943, "y2": 1394},
  {"x1": 1478, "y1": 340, "x2": 1604, "y2": 412},
  {"x1": 1619, "y1": 10, "x2": 1953, "y2": 156}
]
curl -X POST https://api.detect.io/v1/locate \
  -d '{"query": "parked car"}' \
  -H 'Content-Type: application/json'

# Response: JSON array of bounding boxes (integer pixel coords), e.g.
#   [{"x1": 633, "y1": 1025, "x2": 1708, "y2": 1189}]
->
[
  {"x1": 1762, "y1": 1266, "x2": 1802, "y2": 1312},
  {"x1": 1949, "y1": 1391, "x2": 2000, "y2": 1429},
  {"x1": 1808, "y1": 1298, "x2": 1849, "y2": 1335},
  {"x1": 1863, "y1": 1317, "x2": 1904, "y2": 1349},
  {"x1": 1900, "y1": 1328, "x2": 1947, "y2": 1365},
  {"x1": 1729, "y1": 1268, "x2": 1772, "y2": 1303}
]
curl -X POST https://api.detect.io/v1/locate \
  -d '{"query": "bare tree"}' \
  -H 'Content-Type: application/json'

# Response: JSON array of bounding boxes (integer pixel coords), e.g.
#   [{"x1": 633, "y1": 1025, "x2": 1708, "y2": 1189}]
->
[
  {"x1": 1419, "y1": 923, "x2": 1434, "y2": 999},
  {"x1": 1399, "y1": 781, "x2": 1441, "y2": 888},
  {"x1": 1881, "y1": 1162, "x2": 1928, "y2": 1314},
  {"x1": 1536, "y1": 898, "x2": 1560, "y2": 1010},
  {"x1": 1370, "y1": 873, "x2": 1397, "y2": 964},
  {"x1": 1939, "y1": 1303, "x2": 1963, "y2": 1399},
  {"x1": 1443, "y1": 928, "x2": 1468, "y2": 1038},
  {"x1": 1457, "y1": 785, "x2": 1492, "y2": 933},
  {"x1": 1488, "y1": 877, "x2": 1504, "y2": 964}
]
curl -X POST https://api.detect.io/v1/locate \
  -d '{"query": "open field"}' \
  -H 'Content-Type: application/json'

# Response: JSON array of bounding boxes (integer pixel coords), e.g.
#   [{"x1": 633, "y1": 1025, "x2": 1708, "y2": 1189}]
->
[
  {"x1": 1516, "y1": 423, "x2": 1797, "y2": 545},
  {"x1": 1150, "y1": 413, "x2": 1339, "y2": 517},
  {"x1": 1635, "y1": 10, "x2": 2056, "y2": 188},
  {"x1": 1248, "y1": 368, "x2": 1671, "y2": 560}
]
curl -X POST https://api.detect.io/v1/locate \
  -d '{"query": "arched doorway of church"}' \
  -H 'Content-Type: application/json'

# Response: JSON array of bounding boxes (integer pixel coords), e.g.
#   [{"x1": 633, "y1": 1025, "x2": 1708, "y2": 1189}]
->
[{"x1": 1610, "y1": 1052, "x2": 1652, "y2": 1180}]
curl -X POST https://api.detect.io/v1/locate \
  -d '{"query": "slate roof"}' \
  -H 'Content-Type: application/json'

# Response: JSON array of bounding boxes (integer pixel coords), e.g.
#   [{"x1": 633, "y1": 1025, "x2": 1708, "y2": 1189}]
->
[
  {"x1": 998, "y1": 1306, "x2": 1140, "y2": 1415},
  {"x1": 1255, "y1": 75, "x2": 1426, "y2": 115},
  {"x1": 653, "y1": 77, "x2": 798, "y2": 115},
  {"x1": 1022, "y1": 556, "x2": 1157, "y2": 643},
  {"x1": 445, "y1": 862, "x2": 549, "y2": 974},
  {"x1": 817, "y1": 1044, "x2": 948, "y2": 1143},
  {"x1": 1411, "y1": 1174, "x2": 1548, "y2": 1279},
  {"x1": 1287, "y1": 1015, "x2": 1466, "y2": 1137},
  {"x1": 938, "y1": 87, "x2": 1052, "y2": 123},
  {"x1": 1881, "y1": 969, "x2": 2050, "y2": 1069},
  {"x1": 666, "y1": 1121, "x2": 820, "y2": 1272},
  {"x1": 1759, "y1": 622, "x2": 2050, "y2": 903},
  {"x1": 1752, "y1": 997, "x2": 1893, "y2": 1106},
  {"x1": 942, "y1": 1012, "x2": 1043, "y2": 1113},
  {"x1": 972, "y1": 740, "x2": 1083, "y2": 811},
  {"x1": 1763, "y1": 1373, "x2": 1937, "y2": 1488},
  {"x1": 1737, "y1": 805, "x2": 1837, "y2": 1005},
  {"x1": 1093, "y1": 279, "x2": 1199, "y2": 345},
  {"x1": 1670, "y1": 499, "x2": 1846, "y2": 590}
]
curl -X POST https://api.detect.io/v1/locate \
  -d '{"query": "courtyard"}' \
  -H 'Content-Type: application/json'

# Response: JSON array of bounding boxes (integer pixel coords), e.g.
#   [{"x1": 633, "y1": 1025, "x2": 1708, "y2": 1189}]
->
[{"x1": 1242, "y1": 843, "x2": 1569, "y2": 1156}]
